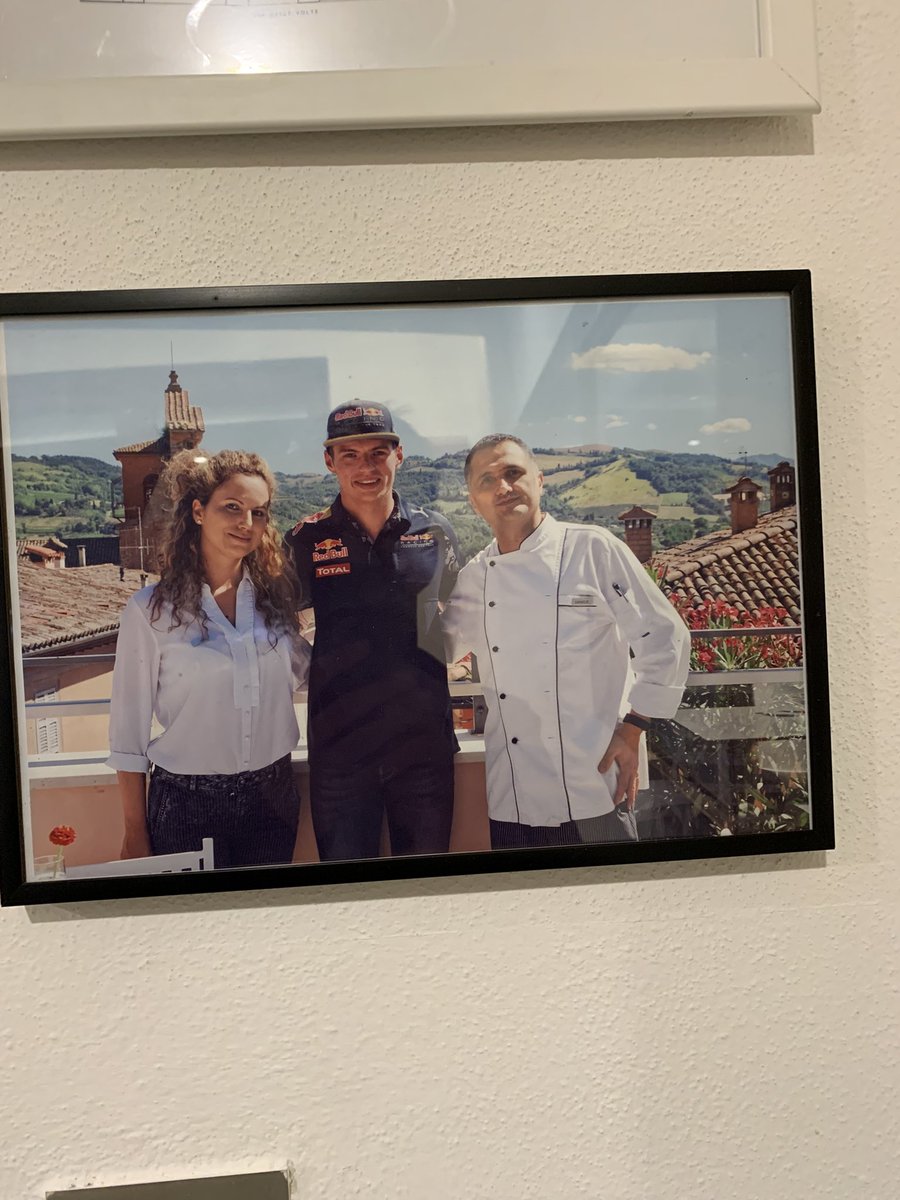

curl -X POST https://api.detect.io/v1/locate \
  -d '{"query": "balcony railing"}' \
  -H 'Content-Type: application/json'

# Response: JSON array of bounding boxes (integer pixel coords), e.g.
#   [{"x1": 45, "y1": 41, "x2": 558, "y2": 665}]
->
[
  {"x1": 22, "y1": 630, "x2": 807, "y2": 821},
  {"x1": 17, "y1": 653, "x2": 809, "y2": 888}
]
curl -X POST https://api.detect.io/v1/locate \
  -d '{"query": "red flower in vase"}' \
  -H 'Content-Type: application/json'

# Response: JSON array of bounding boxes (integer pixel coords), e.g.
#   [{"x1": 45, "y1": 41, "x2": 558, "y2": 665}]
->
[{"x1": 49, "y1": 825, "x2": 76, "y2": 847}]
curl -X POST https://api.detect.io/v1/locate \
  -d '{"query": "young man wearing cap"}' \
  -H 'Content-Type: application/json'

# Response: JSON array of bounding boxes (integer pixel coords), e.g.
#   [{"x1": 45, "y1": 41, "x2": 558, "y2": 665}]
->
[
  {"x1": 284, "y1": 402, "x2": 463, "y2": 862},
  {"x1": 441, "y1": 434, "x2": 691, "y2": 850}
]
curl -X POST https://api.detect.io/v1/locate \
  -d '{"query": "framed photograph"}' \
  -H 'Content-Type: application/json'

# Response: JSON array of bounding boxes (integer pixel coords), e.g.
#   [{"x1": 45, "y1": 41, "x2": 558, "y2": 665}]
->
[
  {"x1": 0, "y1": 270, "x2": 833, "y2": 907},
  {"x1": 0, "y1": 0, "x2": 820, "y2": 141}
]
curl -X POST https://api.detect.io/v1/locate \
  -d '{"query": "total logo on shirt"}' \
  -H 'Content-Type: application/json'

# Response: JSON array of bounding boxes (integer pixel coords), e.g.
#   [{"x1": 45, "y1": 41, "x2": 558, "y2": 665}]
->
[{"x1": 316, "y1": 562, "x2": 352, "y2": 578}]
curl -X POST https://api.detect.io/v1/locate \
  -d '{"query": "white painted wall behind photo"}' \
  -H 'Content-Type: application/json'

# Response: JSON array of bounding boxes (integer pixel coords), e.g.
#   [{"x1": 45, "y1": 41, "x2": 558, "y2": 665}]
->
[{"x1": 1, "y1": 1, "x2": 897, "y2": 1197}]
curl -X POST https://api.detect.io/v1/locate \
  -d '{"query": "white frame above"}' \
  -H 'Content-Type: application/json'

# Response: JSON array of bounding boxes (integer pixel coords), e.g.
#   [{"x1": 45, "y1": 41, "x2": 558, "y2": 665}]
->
[{"x1": 0, "y1": 0, "x2": 820, "y2": 141}]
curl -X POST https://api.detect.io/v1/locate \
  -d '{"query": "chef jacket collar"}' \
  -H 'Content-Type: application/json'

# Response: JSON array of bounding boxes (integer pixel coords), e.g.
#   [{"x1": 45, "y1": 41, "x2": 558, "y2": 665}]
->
[{"x1": 489, "y1": 511, "x2": 556, "y2": 557}]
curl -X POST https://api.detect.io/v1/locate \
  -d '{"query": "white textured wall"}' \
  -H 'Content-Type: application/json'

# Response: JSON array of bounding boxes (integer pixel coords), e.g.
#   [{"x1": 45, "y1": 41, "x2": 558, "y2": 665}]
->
[{"x1": 2, "y1": 3, "x2": 899, "y2": 1197}]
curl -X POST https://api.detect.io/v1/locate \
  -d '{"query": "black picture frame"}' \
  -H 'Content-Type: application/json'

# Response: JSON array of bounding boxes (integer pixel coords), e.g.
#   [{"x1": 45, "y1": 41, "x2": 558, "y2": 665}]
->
[{"x1": 0, "y1": 270, "x2": 833, "y2": 906}]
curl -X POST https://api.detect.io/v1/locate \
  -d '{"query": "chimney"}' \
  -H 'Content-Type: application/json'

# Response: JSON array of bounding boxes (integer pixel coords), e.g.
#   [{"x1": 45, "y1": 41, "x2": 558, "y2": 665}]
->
[
  {"x1": 618, "y1": 506, "x2": 656, "y2": 563},
  {"x1": 724, "y1": 477, "x2": 762, "y2": 534},
  {"x1": 77, "y1": 544, "x2": 87, "y2": 568},
  {"x1": 767, "y1": 461, "x2": 796, "y2": 512}
]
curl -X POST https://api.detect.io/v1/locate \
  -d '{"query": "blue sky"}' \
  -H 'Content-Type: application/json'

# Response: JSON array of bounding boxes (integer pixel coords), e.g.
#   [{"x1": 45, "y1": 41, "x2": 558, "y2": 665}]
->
[{"x1": 0, "y1": 294, "x2": 797, "y2": 474}]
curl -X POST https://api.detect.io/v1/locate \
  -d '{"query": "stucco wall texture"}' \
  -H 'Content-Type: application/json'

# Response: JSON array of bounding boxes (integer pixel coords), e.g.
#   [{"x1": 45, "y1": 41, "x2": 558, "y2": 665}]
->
[{"x1": 2, "y1": 3, "x2": 898, "y2": 1197}]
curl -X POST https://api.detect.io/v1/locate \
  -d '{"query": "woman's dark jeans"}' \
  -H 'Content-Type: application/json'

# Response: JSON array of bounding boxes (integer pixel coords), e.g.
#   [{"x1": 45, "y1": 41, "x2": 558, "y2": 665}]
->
[{"x1": 148, "y1": 754, "x2": 300, "y2": 869}]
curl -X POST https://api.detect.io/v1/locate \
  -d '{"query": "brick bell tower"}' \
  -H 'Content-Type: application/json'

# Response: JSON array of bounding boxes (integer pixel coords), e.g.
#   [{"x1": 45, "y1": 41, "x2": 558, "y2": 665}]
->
[
  {"x1": 113, "y1": 370, "x2": 205, "y2": 570},
  {"x1": 768, "y1": 461, "x2": 796, "y2": 512}
]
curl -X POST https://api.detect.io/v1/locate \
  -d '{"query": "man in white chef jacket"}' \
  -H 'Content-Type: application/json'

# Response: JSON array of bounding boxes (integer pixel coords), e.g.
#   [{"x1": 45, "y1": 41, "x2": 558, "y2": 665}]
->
[{"x1": 441, "y1": 434, "x2": 691, "y2": 850}]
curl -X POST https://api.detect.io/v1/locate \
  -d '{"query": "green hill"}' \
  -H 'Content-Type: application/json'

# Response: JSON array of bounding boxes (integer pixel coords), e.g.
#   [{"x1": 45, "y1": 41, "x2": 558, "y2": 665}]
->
[
  {"x1": 561, "y1": 458, "x2": 660, "y2": 511},
  {"x1": 12, "y1": 454, "x2": 121, "y2": 538},
  {"x1": 10, "y1": 446, "x2": 788, "y2": 560}
]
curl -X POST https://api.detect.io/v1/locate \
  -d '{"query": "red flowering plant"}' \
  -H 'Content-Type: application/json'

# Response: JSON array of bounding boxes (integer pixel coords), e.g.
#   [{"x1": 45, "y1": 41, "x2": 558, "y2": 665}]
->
[
  {"x1": 640, "y1": 568, "x2": 809, "y2": 836},
  {"x1": 669, "y1": 595, "x2": 803, "y2": 673},
  {"x1": 48, "y1": 824, "x2": 76, "y2": 875}
]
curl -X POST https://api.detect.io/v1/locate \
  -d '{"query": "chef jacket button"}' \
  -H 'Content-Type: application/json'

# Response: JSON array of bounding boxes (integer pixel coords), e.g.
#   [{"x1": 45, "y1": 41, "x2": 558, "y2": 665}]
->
[
  {"x1": 488, "y1": 601, "x2": 496, "y2": 607},
  {"x1": 511, "y1": 737, "x2": 519, "y2": 744},
  {"x1": 492, "y1": 645, "x2": 499, "y2": 652},
  {"x1": 489, "y1": 560, "x2": 496, "y2": 567},
  {"x1": 499, "y1": 693, "x2": 506, "y2": 700}
]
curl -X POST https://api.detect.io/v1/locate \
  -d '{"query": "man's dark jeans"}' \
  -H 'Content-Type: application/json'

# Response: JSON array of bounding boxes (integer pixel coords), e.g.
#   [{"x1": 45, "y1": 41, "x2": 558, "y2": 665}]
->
[
  {"x1": 489, "y1": 806, "x2": 639, "y2": 850},
  {"x1": 310, "y1": 756, "x2": 454, "y2": 861}
]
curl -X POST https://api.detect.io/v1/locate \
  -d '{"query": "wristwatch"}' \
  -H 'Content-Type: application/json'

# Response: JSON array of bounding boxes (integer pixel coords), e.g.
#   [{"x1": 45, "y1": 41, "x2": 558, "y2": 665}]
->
[{"x1": 622, "y1": 712, "x2": 651, "y2": 733}]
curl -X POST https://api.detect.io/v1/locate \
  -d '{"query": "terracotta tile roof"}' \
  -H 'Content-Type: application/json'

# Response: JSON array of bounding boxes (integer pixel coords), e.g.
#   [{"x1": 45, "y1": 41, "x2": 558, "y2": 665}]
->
[
  {"x1": 165, "y1": 390, "x2": 205, "y2": 433},
  {"x1": 652, "y1": 505, "x2": 799, "y2": 622},
  {"x1": 16, "y1": 537, "x2": 68, "y2": 557},
  {"x1": 22, "y1": 545, "x2": 64, "y2": 561},
  {"x1": 113, "y1": 435, "x2": 166, "y2": 456},
  {"x1": 16, "y1": 562, "x2": 155, "y2": 654}
]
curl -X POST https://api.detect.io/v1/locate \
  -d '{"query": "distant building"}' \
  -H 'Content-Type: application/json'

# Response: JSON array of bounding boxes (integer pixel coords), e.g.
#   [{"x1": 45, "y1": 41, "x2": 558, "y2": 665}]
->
[
  {"x1": 18, "y1": 532, "x2": 121, "y2": 571},
  {"x1": 113, "y1": 370, "x2": 204, "y2": 570},
  {"x1": 63, "y1": 535, "x2": 121, "y2": 570},
  {"x1": 17, "y1": 536, "x2": 67, "y2": 569},
  {"x1": 768, "y1": 461, "x2": 796, "y2": 513}
]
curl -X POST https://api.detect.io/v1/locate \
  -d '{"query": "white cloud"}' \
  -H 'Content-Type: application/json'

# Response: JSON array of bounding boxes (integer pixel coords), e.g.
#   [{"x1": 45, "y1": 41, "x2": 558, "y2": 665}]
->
[
  {"x1": 646, "y1": 422, "x2": 658, "y2": 431},
  {"x1": 568, "y1": 414, "x2": 588, "y2": 423},
  {"x1": 571, "y1": 343, "x2": 712, "y2": 373},
  {"x1": 688, "y1": 439, "x2": 701, "y2": 446},
  {"x1": 699, "y1": 417, "x2": 752, "y2": 436},
  {"x1": 605, "y1": 415, "x2": 628, "y2": 429}
]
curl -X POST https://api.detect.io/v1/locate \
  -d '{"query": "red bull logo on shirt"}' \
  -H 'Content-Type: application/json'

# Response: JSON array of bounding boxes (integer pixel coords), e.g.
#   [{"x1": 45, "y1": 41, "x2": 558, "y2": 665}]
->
[{"x1": 313, "y1": 538, "x2": 349, "y2": 562}]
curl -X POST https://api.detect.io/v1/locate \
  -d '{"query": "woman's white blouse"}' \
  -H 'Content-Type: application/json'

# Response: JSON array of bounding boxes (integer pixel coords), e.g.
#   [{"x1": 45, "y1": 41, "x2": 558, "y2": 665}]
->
[{"x1": 106, "y1": 577, "x2": 309, "y2": 776}]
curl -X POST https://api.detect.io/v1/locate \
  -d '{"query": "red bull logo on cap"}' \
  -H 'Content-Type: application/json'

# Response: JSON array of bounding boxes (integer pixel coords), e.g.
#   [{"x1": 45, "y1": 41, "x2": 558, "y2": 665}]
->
[{"x1": 326, "y1": 400, "x2": 397, "y2": 446}]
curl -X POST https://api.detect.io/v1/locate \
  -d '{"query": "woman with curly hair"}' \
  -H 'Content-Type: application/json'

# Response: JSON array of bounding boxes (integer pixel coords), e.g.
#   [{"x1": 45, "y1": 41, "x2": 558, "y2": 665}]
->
[{"x1": 107, "y1": 448, "x2": 309, "y2": 869}]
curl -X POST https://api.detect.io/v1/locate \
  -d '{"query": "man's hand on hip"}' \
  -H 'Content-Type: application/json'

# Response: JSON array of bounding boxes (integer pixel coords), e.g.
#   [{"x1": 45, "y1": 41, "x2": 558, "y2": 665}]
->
[{"x1": 598, "y1": 721, "x2": 644, "y2": 810}]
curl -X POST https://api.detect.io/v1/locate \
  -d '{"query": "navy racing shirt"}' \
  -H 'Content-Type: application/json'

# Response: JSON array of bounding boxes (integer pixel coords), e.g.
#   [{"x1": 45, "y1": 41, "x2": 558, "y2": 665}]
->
[{"x1": 284, "y1": 493, "x2": 463, "y2": 770}]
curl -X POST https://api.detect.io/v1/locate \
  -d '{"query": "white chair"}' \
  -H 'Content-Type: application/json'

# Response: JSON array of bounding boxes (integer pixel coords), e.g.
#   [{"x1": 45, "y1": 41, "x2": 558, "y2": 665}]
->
[{"x1": 65, "y1": 838, "x2": 215, "y2": 879}]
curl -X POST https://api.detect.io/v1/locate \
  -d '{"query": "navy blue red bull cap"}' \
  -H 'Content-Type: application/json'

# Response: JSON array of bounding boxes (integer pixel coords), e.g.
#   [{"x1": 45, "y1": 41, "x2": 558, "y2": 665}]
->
[{"x1": 324, "y1": 401, "x2": 400, "y2": 448}]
